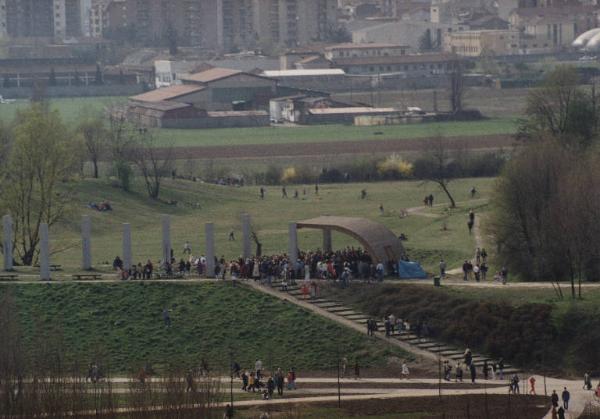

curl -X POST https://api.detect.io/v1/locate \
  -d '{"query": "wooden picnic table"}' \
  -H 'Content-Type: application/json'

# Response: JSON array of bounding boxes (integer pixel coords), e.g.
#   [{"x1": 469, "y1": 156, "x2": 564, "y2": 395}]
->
[{"x1": 72, "y1": 273, "x2": 103, "y2": 281}]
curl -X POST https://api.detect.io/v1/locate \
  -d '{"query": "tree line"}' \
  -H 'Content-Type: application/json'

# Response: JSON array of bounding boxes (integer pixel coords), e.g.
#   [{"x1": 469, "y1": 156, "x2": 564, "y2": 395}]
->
[
  {"x1": 491, "y1": 66, "x2": 600, "y2": 297},
  {"x1": 0, "y1": 103, "x2": 173, "y2": 267}
]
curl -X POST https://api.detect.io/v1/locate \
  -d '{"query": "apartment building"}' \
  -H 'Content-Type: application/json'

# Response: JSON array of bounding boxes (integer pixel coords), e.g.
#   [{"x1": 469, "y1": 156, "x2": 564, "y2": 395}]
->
[{"x1": 1, "y1": 0, "x2": 91, "y2": 39}]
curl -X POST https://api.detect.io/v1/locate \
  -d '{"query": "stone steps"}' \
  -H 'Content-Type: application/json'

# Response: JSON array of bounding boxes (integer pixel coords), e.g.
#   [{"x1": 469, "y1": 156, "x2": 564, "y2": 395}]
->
[{"x1": 260, "y1": 281, "x2": 523, "y2": 378}]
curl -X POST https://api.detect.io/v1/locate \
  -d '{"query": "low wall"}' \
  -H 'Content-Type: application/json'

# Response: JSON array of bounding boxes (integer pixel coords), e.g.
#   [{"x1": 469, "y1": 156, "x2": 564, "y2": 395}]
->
[
  {"x1": 161, "y1": 114, "x2": 270, "y2": 129},
  {"x1": 277, "y1": 74, "x2": 485, "y2": 93},
  {"x1": 0, "y1": 84, "x2": 145, "y2": 99}
]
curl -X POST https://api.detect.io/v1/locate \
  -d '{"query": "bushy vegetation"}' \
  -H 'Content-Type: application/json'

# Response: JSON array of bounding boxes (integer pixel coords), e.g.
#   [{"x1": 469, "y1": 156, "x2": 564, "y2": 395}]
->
[
  {"x1": 329, "y1": 284, "x2": 600, "y2": 375},
  {"x1": 255, "y1": 151, "x2": 507, "y2": 186},
  {"x1": 492, "y1": 66, "x2": 600, "y2": 293}
]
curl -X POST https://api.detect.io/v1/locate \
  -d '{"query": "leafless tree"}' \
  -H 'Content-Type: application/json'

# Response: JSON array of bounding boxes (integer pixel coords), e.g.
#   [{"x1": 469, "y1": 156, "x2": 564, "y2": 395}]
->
[
  {"x1": 420, "y1": 137, "x2": 457, "y2": 208},
  {"x1": 449, "y1": 57, "x2": 465, "y2": 114},
  {"x1": 130, "y1": 129, "x2": 174, "y2": 200},
  {"x1": 77, "y1": 110, "x2": 108, "y2": 179},
  {"x1": 106, "y1": 106, "x2": 136, "y2": 191},
  {"x1": 519, "y1": 65, "x2": 599, "y2": 149}
]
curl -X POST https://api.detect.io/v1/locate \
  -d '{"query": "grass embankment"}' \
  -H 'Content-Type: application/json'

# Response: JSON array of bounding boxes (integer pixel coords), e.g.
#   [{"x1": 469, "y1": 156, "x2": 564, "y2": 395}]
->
[
  {"x1": 23, "y1": 177, "x2": 493, "y2": 273},
  {"x1": 326, "y1": 283, "x2": 600, "y2": 376},
  {"x1": 0, "y1": 282, "x2": 411, "y2": 374},
  {"x1": 0, "y1": 97, "x2": 517, "y2": 148}
]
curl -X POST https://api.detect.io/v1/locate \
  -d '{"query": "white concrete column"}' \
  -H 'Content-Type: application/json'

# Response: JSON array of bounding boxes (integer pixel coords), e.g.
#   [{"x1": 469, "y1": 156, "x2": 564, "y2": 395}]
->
[
  {"x1": 161, "y1": 215, "x2": 171, "y2": 264},
  {"x1": 3, "y1": 215, "x2": 13, "y2": 271},
  {"x1": 123, "y1": 223, "x2": 132, "y2": 271},
  {"x1": 82, "y1": 215, "x2": 92, "y2": 270},
  {"x1": 242, "y1": 213, "x2": 252, "y2": 259},
  {"x1": 323, "y1": 228, "x2": 332, "y2": 253},
  {"x1": 288, "y1": 222, "x2": 298, "y2": 265},
  {"x1": 40, "y1": 223, "x2": 50, "y2": 281},
  {"x1": 205, "y1": 222, "x2": 215, "y2": 277}
]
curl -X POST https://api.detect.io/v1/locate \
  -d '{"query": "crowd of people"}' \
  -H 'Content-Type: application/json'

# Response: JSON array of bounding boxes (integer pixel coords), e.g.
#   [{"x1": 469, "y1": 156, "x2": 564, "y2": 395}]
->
[{"x1": 110, "y1": 245, "x2": 394, "y2": 284}]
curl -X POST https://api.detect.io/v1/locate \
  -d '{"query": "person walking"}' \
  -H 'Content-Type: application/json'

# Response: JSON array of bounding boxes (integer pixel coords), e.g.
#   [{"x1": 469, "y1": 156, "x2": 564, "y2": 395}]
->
[
  {"x1": 562, "y1": 387, "x2": 570, "y2": 410},
  {"x1": 529, "y1": 376, "x2": 536, "y2": 395},
  {"x1": 275, "y1": 368, "x2": 284, "y2": 396},
  {"x1": 551, "y1": 390, "x2": 559, "y2": 408},
  {"x1": 162, "y1": 308, "x2": 171, "y2": 327},
  {"x1": 255, "y1": 359, "x2": 263, "y2": 380},
  {"x1": 469, "y1": 363, "x2": 476, "y2": 384},
  {"x1": 439, "y1": 259, "x2": 446, "y2": 279},
  {"x1": 483, "y1": 360, "x2": 489, "y2": 380},
  {"x1": 341, "y1": 357, "x2": 347, "y2": 378},
  {"x1": 498, "y1": 358, "x2": 504, "y2": 381}
]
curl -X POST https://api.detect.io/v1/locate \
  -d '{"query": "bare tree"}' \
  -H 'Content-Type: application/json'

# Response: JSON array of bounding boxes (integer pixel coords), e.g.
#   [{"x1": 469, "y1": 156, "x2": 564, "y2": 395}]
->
[
  {"x1": 449, "y1": 57, "x2": 465, "y2": 114},
  {"x1": 420, "y1": 137, "x2": 457, "y2": 208},
  {"x1": 106, "y1": 107, "x2": 136, "y2": 191},
  {"x1": 77, "y1": 110, "x2": 108, "y2": 179},
  {"x1": 519, "y1": 65, "x2": 598, "y2": 149},
  {"x1": 130, "y1": 129, "x2": 174, "y2": 200}
]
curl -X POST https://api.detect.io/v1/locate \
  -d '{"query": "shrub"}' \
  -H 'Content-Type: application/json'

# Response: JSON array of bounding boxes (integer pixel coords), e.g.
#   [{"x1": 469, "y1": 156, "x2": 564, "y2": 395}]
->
[
  {"x1": 281, "y1": 166, "x2": 298, "y2": 183},
  {"x1": 377, "y1": 154, "x2": 413, "y2": 179}
]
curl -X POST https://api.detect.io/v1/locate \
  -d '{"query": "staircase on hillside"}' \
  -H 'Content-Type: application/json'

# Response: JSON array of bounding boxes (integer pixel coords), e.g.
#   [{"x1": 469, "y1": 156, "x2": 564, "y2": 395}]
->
[{"x1": 265, "y1": 277, "x2": 521, "y2": 376}]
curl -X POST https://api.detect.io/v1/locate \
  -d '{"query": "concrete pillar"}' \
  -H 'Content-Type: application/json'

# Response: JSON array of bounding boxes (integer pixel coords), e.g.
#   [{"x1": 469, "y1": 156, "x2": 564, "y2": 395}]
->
[
  {"x1": 3, "y1": 215, "x2": 13, "y2": 271},
  {"x1": 82, "y1": 215, "x2": 92, "y2": 270},
  {"x1": 205, "y1": 222, "x2": 215, "y2": 277},
  {"x1": 40, "y1": 223, "x2": 50, "y2": 281},
  {"x1": 323, "y1": 228, "x2": 332, "y2": 253},
  {"x1": 123, "y1": 223, "x2": 132, "y2": 271},
  {"x1": 288, "y1": 222, "x2": 298, "y2": 265},
  {"x1": 242, "y1": 213, "x2": 252, "y2": 259},
  {"x1": 161, "y1": 215, "x2": 171, "y2": 264}
]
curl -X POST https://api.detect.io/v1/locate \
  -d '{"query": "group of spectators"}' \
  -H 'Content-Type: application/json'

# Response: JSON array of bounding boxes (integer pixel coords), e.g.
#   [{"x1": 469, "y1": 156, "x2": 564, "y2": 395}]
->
[{"x1": 110, "y1": 245, "x2": 393, "y2": 284}]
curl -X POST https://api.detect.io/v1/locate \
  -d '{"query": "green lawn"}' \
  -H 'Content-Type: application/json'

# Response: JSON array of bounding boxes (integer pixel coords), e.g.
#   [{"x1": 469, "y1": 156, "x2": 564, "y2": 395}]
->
[
  {"x1": 0, "y1": 97, "x2": 517, "y2": 148},
  {"x1": 155, "y1": 118, "x2": 517, "y2": 148},
  {"x1": 27, "y1": 177, "x2": 495, "y2": 274},
  {"x1": 0, "y1": 96, "x2": 127, "y2": 125},
  {"x1": 0, "y1": 282, "x2": 410, "y2": 374}
]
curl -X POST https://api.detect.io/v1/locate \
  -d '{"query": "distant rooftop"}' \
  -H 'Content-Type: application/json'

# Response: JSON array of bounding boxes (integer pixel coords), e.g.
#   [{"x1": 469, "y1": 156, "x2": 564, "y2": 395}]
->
[
  {"x1": 308, "y1": 107, "x2": 396, "y2": 115},
  {"x1": 262, "y1": 69, "x2": 345, "y2": 77},
  {"x1": 325, "y1": 43, "x2": 409, "y2": 50},
  {"x1": 129, "y1": 85, "x2": 205, "y2": 102},
  {"x1": 181, "y1": 67, "x2": 243, "y2": 83}
]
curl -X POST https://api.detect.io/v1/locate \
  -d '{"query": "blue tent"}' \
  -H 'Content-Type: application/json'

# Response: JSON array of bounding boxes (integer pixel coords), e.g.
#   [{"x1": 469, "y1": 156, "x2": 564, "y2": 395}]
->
[{"x1": 398, "y1": 261, "x2": 427, "y2": 279}]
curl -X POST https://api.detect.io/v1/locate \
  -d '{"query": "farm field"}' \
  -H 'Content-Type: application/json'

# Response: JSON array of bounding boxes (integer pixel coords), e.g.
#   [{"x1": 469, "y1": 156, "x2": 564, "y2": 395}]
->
[
  {"x1": 8, "y1": 177, "x2": 494, "y2": 275},
  {"x1": 0, "y1": 282, "x2": 412, "y2": 374},
  {"x1": 0, "y1": 96, "x2": 518, "y2": 149}
]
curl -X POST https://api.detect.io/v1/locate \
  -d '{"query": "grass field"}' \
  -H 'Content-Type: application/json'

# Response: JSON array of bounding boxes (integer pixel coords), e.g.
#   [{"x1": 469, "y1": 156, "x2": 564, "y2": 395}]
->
[
  {"x1": 0, "y1": 96, "x2": 518, "y2": 148},
  {"x1": 0, "y1": 282, "x2": 410, "y2": 374},
  {"x1": 25, "y1": 177, "x2": 495, "y2": 274},
  {"x1": 154, "y1": 119, "x2": 517, "y2": 148}
]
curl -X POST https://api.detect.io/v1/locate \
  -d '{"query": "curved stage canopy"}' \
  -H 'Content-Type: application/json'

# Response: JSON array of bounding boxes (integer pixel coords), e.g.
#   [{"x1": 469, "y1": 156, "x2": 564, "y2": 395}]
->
[{"x1": 296, "y1": 216, "x2": 405, "y2": 263}]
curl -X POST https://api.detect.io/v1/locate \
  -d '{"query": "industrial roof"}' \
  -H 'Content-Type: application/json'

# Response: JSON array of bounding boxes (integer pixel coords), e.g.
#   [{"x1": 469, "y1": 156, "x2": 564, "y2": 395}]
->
[
  {"x1": 262, "y1": 69, "x2": 345, "y2": 77},
  {"x1": 333, "y1": 54, "x2": 453, "y2": 66},
  {"x1": 308, "y1": 107, "x2": 396, "y2": 115},
  {"x1": 130, "y1": 100, "x2": 192, "y2": 111},
  {"x1": 296, "y1": 216, "x2": 405, "y2": 263},
  {"x1": 325, "y1": 43, "x2": 408, "y2": 50},
  {"x1": 180, "y1": 67, "x2": 243, "y2": 83},
  {"x1": 129, "y1": 84, "x2": 205, "y2": 102}
]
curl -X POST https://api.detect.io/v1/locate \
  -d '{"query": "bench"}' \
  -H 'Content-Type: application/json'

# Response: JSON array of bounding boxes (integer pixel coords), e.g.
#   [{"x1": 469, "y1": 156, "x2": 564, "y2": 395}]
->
[
  {"x1": 34, "y1": 264, "x2": 62, "y2": 271},
  {"x1": 72, "y1": 274, "x2": 103, "y2": 281},
  {"x1": 0, "y1": 274, "x2": 17, "y2": 281}
]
